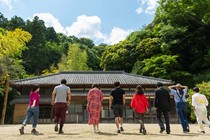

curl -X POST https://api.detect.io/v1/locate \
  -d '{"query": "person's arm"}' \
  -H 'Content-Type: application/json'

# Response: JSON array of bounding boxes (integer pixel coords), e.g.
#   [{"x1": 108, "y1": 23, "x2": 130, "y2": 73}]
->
[
  {"x1": 130, "y1": 94, "x2": 135, "y2": 110},
  {"x1": 191, "y1": 95, "x2": 196, "y2": 110},
  {"x1": 181, "y1": 85, "x2": 188, "y2": 90},
  {"x1": 144, "y1": 95, "x2": 149, "y2": 113},
  {"x1": 67, "y1": 88, "x2": 71, "y2": 105},
  {"x1": 154, "y1": 91, "x2": 158, "y2": 109},
  {"x1": 51, "y1": 87, "x2": 56, "y2": 106},
  {"x1": 109, "y1": 96, "x2": 113, "y2": 110},
  {"x1": 204, "y1": 95, "x2": 209, "y2": 106},
  {"x1": 86, "y1": 90, "x2": 91, "y2": 111},
  {"x1": 31, "y1": 100, "x2": 36, "y2": 108},
  {"x1": 168, "y1": 85, "x2": 176, "y2": 90},
  {"x1": 123, "y1": 94, "x2": 126, "y2": 106}
]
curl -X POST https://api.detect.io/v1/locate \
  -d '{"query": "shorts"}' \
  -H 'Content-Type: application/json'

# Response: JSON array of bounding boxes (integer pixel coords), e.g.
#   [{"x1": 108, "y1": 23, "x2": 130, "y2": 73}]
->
[{"x1": 113, "y1": 105, "x2": 124, "y2": 117}]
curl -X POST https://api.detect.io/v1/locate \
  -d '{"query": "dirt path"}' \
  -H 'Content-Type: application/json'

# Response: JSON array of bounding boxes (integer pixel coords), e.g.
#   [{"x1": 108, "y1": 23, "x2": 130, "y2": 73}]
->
[{"x1": 0, "y1": 124, "x2": 210, "y2": 140}]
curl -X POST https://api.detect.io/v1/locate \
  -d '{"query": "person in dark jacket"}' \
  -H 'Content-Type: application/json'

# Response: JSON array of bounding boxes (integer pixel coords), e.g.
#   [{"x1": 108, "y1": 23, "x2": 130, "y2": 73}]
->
[{"x1": 154, "y1": 82, "x2": 171, "y2": 134}]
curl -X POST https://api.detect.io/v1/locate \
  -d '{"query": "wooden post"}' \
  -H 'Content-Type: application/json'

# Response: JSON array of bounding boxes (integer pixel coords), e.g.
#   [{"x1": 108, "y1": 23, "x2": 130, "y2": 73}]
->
[{"x1": 1, "y1": 76, "x2": 9, "y2": 125}]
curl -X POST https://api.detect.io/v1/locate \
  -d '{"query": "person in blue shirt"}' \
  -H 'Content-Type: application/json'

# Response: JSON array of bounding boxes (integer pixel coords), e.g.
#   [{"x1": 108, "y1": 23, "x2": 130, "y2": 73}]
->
[{"x1": 168, "y1": 83, "x2": 190, "y2": 133}]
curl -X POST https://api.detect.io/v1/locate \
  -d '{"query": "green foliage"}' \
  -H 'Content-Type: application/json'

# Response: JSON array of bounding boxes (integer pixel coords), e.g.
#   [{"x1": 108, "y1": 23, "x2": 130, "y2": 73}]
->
[
  {"x1": 100, "y1": 40, "x2": 136, "y2": 72},
  {"x1": 132, "y1": 55, "x2": 179, "y2": 79},
  {"x1": 58, "y1": 44, "x2": 90, "y2": 71},
  {"x1": 136, "y1": 38, "x2": 162, "y2": 61},
  {"x1": 170, "y1": 71, "x2": 194, "y2": 87},
  {"x1": 193, "y1": 69, "x2": 210, "y2": 84},
  {"x1": 0, "y1": 28, "x2": 32, "y2": 58}
]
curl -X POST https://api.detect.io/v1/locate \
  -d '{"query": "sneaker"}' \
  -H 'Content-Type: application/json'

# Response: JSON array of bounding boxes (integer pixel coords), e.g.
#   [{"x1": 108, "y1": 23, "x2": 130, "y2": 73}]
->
[
  {"x1": 59, "y1": 129, "x2": 64, "y2": 134},
  {"x1": 117, "y1": 130, "x2": 121, "y2": 133},
  {"x1": 198, "y1": 131, "x2": 205, "y2": 134},
  {"x1": 19, "y1": 126, "x2": 24, "y2": 134},
  {"x1": 96, "y1": 130, "x2": 100, "y2": 133},
  {"x1": 142, "y1": 129, "x2": 147, "y2": 135},
  {"x1": 167, "y1": 132, "x2": 170, "y2": 134},
  {"x1": 31, "y1": 129, "x2": 39, "y2": 135},
  {"x1": 54, "y1": 124, "x2": 58, "y2": 132},
  {"x1": 120, "y1": 127, "x2": 124, "y2": 131},
  {"x1": 160, "y1": 127, "x2": 165, "y2": 133}
]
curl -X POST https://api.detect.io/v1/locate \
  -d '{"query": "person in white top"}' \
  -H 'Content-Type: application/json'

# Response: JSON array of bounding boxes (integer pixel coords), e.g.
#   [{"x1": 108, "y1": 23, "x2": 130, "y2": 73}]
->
[{"x1": 192, "y1": 87, "x2": 210, "y2": 133}]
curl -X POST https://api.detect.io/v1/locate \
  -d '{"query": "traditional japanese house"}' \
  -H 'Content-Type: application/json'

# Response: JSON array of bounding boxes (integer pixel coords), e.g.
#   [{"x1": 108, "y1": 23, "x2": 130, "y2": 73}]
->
[{"x1": 10, "y1": 71, "x2": 177, "y2": 124}]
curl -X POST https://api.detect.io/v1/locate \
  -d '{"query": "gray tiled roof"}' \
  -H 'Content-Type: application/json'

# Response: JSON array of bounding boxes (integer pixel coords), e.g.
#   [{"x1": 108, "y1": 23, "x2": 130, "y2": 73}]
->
[{"x1": 10, "y1": 71, "x2": 173, "y2": 86}]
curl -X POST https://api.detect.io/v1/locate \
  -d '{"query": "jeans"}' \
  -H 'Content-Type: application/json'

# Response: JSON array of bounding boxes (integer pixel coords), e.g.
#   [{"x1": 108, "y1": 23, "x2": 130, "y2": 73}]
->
[
  {"x1": 156, "y1": 110, "x2": 170, "y2": 133},
  {"x1": 23, "y1": 106, "x2": 39, "y2": 128},
  {"x1": 175, "y1": 102, "x2": 189, "y2": 131}
]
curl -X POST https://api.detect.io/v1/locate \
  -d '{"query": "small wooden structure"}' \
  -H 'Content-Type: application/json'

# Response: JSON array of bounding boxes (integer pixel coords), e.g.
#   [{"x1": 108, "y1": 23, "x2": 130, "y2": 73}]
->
[{"x1": 10, "y1": 71, "x2": 177, "y2": 124}]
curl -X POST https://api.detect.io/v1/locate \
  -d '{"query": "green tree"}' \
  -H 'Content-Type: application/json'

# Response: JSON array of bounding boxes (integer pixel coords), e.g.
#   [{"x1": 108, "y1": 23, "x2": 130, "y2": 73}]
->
[
  {"x1": 58, "y1": 44, "x2": 90, "y2": 71},
  {"x1": 0, "y1": 28, "x2": 32, "y2": 58},
  {"x1": 22, "y1": 16, "x2": 50, "y2": 75},
  {"x1": 132, "y1": 55, "x2": 179, "y2": 79},
  {"x1": 100, "y1": 40, "x2": 136, "y2": 72},
  {"x1": 0, "y1": 13, "x2": 8, "y2": 28}
]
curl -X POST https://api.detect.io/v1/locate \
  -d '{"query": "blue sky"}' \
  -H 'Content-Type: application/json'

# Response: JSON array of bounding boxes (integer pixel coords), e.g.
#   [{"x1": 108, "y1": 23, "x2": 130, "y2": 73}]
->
[{"x1": 0, "y1": 0, "x2": 159, "y2": 45}]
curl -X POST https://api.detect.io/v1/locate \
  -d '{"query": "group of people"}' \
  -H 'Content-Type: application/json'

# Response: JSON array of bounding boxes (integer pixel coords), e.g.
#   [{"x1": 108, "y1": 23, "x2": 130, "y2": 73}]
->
[{"x1": 19, "y1": 79, "x2": 210, "y2": 135}]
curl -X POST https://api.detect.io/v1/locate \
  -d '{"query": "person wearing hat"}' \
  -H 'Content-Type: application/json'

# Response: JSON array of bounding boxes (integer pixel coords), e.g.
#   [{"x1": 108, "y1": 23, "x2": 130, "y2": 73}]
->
[
  {"x1": 168, "y1": 83, "x2": 190, "y2": 133},
  {"x1": 192, "y1": 86, "x2": 210, "y2": 133},
  {"x1": 154, "y1": 82, "x2": 171, "y2": 134},
  {"x1": 19, "y1": 84, "x2": 40, "y2": 135}
]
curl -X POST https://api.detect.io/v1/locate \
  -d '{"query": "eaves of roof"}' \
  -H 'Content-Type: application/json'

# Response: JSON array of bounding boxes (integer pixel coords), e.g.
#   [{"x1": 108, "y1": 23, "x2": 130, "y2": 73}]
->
[{"x1": 10, "y1": 71, "x2": 174, "y2": 87}]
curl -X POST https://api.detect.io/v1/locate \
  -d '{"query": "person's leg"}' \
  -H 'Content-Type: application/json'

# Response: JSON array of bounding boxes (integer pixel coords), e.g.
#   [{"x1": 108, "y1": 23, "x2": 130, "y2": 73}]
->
[
  {"x1": 115, "y1": 117, "x2": 120, "y2": 132},
  {"x1": 140, "y1": 113, "x2": 146, "y2": 135},
  {"x1": 59, "y1": 103, "x2": 67, "y2": 134},
  {"x1": 54, "y1": 103, "x2": 60, "y2": 132},
  {"x1": 31, "y1": 106, "x2": 39, "y2": 134},
  {"x1": 137, "y1": 113, "x2": 143, "y2": 133},
  {"x1": 196, "y1": 114, "x2": 204, "y2": 132},
  {"x1": 96, "y1": 123, "x2": 100, "y2": 132},
  {"x1": 113, "y1": 105, "x2": 120, "y2": 133},
  {"x1": 195, "y1": 107, "x2": 208, "y2": 133},
  {"x1": 32, "y1": 107, "x2": 39, "y2": 129},
  {"x1": 163, "y1": 111, "x2": 170, "y2": 134},
  {"x1": 23, "y1": 107, "x2": 33, "y2": 125},
  {"x1": 156, "y1": 110, "x2": 165, "y2": 133},
  {"x1": 19, "y1": 107, "x2": 33, "y2": 134},
  {"x1": 182, "y1": 103, "x2": 189, "y2": 131},
  {"x1": 119, "y1": 105, "x2": 124, "y2": 131},
  {"x1": 93, "y1": 124, "x2": 96, "y2": 132},
  {"x1": 176, "y1": 106, "x2": 186, "y2": 132}
]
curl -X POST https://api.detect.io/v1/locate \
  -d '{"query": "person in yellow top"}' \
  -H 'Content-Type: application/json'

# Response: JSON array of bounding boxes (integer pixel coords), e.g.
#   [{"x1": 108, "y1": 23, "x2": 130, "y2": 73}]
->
[{"x1": 192, "y1": 87, "x2": 210, "y2": 133}]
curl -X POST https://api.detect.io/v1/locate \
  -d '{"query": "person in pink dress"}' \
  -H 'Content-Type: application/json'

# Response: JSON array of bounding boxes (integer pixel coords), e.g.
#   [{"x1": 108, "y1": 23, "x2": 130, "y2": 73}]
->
[
  {"x1": 130, "y1": 85, "x2": 149, "y2": 135},
  {"x1": 87, "y1": 84, "x2": 103, "y2": 133}
]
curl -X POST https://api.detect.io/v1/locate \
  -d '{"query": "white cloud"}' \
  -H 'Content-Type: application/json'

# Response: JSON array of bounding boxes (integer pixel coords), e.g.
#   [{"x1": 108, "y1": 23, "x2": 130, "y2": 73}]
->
[
  {"x1": 104, "y1": 27, "x2": 132, "y2": 45},
  {"x1": 30, "y1": 13, "x2": 131, "y2": 45},
  {"x1": 0, "y1": 0, "x2": 13, "y2": 10},
  {"x1": 136, "y1": 0, "x2": 159, "y2": 15},
  {"x1": 32, "y1": 13, "x2": 66, "y2": 34},
  {"x1": 65, "y1": 15, "x2": 105, "y2": 43},
  {"x1": 135, "y1": 7, "x2": 144, "y2": 14}
]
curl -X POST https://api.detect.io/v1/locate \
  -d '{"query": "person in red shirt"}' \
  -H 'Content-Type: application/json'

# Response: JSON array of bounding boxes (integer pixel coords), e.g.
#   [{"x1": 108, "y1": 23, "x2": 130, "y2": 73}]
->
[{"x1": 130, "y1": 85, "x2": 149, "y2": 135}]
